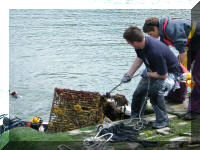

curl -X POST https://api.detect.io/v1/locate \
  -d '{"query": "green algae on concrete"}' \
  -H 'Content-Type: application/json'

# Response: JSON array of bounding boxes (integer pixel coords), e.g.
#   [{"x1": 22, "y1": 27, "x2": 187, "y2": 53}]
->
[
  {"x1": 0, "y1": 130, "x2": 9, "y2": 150},
  {"x1": 0, "y1": 109, "x2": 193, "y2": 150},
  {"x1": 9, "y1": 126, "x2": 97, "y2": 142},
  {"x1": 1, "y1": 126, "x2": 97, "y2": 150}
]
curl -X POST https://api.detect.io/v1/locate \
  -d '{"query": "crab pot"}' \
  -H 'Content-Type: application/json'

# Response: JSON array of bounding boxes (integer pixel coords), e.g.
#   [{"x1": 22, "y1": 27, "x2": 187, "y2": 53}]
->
[{"x1": 47, "y1": 88, "x2": 104, "y2": 132}]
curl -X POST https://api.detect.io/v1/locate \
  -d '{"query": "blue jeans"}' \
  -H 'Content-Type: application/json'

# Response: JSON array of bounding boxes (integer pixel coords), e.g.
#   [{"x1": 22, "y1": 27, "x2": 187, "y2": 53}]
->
[{"x1": 131, "y1": 73, "x2": 176, "y2": 124}]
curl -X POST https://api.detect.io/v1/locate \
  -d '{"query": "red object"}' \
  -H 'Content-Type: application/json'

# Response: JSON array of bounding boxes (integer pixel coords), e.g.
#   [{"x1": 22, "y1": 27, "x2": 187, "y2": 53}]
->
[
  {"x1": 163, "y1": 18, "x2": 175, "y2": 47},
  {"x1": 180, "y1": 63, "x2": 189, "y2": 73},
  {"x1": 26, "y1": 122, "x2": 31, "y2": 127},
  {"x1": 10, "y1": 91, "x2": 18, "y2": 98},
  {"x1": 10, "y1": 91, "x2": 17, "y2": 95}
]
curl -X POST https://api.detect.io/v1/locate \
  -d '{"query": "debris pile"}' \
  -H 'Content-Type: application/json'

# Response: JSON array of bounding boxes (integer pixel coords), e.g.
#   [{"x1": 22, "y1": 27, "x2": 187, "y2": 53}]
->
[{"x1": 102, "y1": 94, "x2": 129, "y2": 121}]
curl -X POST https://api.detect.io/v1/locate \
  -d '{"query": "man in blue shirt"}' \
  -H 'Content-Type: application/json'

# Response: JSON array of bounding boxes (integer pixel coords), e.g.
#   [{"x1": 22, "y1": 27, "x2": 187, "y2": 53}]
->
[{"x1": 122, "y1": 26, "x2": 181, "y2": 129}]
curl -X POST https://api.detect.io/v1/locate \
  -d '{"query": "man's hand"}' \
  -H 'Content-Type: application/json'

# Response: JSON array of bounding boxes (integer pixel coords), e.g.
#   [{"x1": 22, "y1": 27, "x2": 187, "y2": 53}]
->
[
  {"x1": 121, "y1": 74, "x2": 132, "y2": 83},
  {"x1": 141, "y1": 68, "x2": 149, "y2": 78}
]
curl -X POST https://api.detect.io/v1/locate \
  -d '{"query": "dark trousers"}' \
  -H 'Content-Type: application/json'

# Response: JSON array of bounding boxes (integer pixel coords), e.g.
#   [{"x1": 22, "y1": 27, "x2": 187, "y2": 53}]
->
[
  {"x1": 165, "y1": 82, "x2": 187, "y2": 102},
  {"x1": 131, "y1": 77, "x2": 170, "y2": 124},
  {"x1": 188, "y1": 49, "x2": 200, "y2": 113},
  {"x1": 187, "y1": 25, "x2": 200, "y2": 113}
]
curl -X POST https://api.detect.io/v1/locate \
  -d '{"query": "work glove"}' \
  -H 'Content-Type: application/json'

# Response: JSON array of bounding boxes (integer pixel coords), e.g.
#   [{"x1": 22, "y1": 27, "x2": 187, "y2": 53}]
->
[
  {"x1": 141, "y1": 68, "x2": 149, "y2": 78},
  {"x1": 121, "y1": 73, "x2": 132, "y2": 83}
]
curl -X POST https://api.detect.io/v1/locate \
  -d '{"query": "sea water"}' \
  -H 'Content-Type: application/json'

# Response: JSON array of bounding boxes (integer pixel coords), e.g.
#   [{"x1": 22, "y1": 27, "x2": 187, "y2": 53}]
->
[{"x1": 9, "y1": 9, "x2": 190, "y2": 121}]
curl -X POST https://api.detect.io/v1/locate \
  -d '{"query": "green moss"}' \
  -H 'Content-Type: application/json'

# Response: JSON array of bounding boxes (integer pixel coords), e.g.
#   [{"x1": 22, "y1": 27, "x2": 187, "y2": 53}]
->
[
  {"x1": 79, "y1": 125, "x2": 96, "y2": 131},
  {"x1": 0, "y1": 130, "x2": 9, "y2": 149},
  {"x1": 8, "y1": 126, "x2": 96, "y2": 141},
  {"x1": 2, "y1": 127, "x2": 96, "y2": 150},
  {"x1": 170, "y1": 119, "x2": 191, "y2": 135},
  {"x1": 143, "y1": 130, "x2": 153, "y2": 138},
  {"x1": 191, "y1": 118, "x2": 200, "y2": 138},
  {"x1": 137, "y1": 118, "x2": 191, "y2": 142},
  {"x1": 0, "y1": 116, "x2": 193, "y2": 149}
]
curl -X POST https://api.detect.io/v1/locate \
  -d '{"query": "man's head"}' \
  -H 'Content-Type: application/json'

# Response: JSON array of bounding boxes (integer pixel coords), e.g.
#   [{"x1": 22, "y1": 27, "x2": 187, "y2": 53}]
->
[
  {"x1": 123, "y1": 26, "x2": 145, "y2": 49},
  {"x1": 143, "y1": 17, "x2": 160, "y2": 38}
]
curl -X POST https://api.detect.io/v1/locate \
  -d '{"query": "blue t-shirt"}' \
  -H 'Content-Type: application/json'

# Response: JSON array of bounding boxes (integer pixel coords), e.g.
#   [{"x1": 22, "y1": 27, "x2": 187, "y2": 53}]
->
[{"x1": 136, "y1": 36, "x2": 179, "y2": 76}]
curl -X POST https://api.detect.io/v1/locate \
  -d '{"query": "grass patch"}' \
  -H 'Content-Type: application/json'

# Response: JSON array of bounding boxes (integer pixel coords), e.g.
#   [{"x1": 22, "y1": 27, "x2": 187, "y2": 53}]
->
[
  {"x1": 0, "y1": 130, "x2": 9, "y2": 149},
  {"x1": 8, "y1": 126, "x2": 97, "y2": 142},
  {"x1": 170, "y1": 119, "x2": 191, "y2": 136},
  {"x1": 0, "y1": 116, "x2": 193, "y2": 149},
  {"x1": 191, "y1": 118, "x2": 200, "y2": 139},
  {"x1": 1, "y1": 126, "x2": 97, "y2": 150},
  {"x1": 150, "y1": 119, "x2": 191, "y2": 141},
  {"x1": 79, "y1": 125, "x2": 96, "y2": 131},
  {"x1": 137, "y1": 118, "x2": 191, "y2": 142},
  {"x1": 142, "y1": 130, "x2": 153, "y2": 138}
]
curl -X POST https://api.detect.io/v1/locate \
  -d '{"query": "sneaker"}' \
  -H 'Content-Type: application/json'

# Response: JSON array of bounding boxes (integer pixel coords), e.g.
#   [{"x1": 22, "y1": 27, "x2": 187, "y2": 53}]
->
[
  {"x1": 152, "y1": 121, "x2": 170, "y2": 129},
  {"x1": 184, "y1": 111, "x2": 200, "y2": 120}
]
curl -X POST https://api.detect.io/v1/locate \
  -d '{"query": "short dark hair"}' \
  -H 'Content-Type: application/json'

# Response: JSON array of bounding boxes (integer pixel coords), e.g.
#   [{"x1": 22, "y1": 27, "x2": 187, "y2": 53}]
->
[
  {"x1": 123, "y1": 26, "x2": 144, "y2": 42},
  {"x1": 143, "y1": 17, "x2": 159, "y2": 33}
]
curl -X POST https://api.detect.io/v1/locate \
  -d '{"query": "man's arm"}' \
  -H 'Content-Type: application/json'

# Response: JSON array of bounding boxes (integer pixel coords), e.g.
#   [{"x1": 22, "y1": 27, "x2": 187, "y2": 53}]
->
[
  {"x1": 147, "y1": 72, "x2": 168, "y2": 79},
  {"x1": 126, "y1": 57, "x2": 143, "y2": 76}
]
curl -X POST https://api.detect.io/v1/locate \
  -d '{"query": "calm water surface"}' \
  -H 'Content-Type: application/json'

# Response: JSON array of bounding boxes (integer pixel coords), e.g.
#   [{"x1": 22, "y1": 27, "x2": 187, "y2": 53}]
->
[{"x1": 9, "y1": 9, "x2": 190, "y2": 121}]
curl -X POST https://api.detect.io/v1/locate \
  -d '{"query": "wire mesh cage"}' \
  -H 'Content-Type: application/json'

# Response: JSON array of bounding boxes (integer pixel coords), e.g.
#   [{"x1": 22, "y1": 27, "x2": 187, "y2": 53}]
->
[{"x1": 47, "y1": 88, "x2": 105, "y2": 132}]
